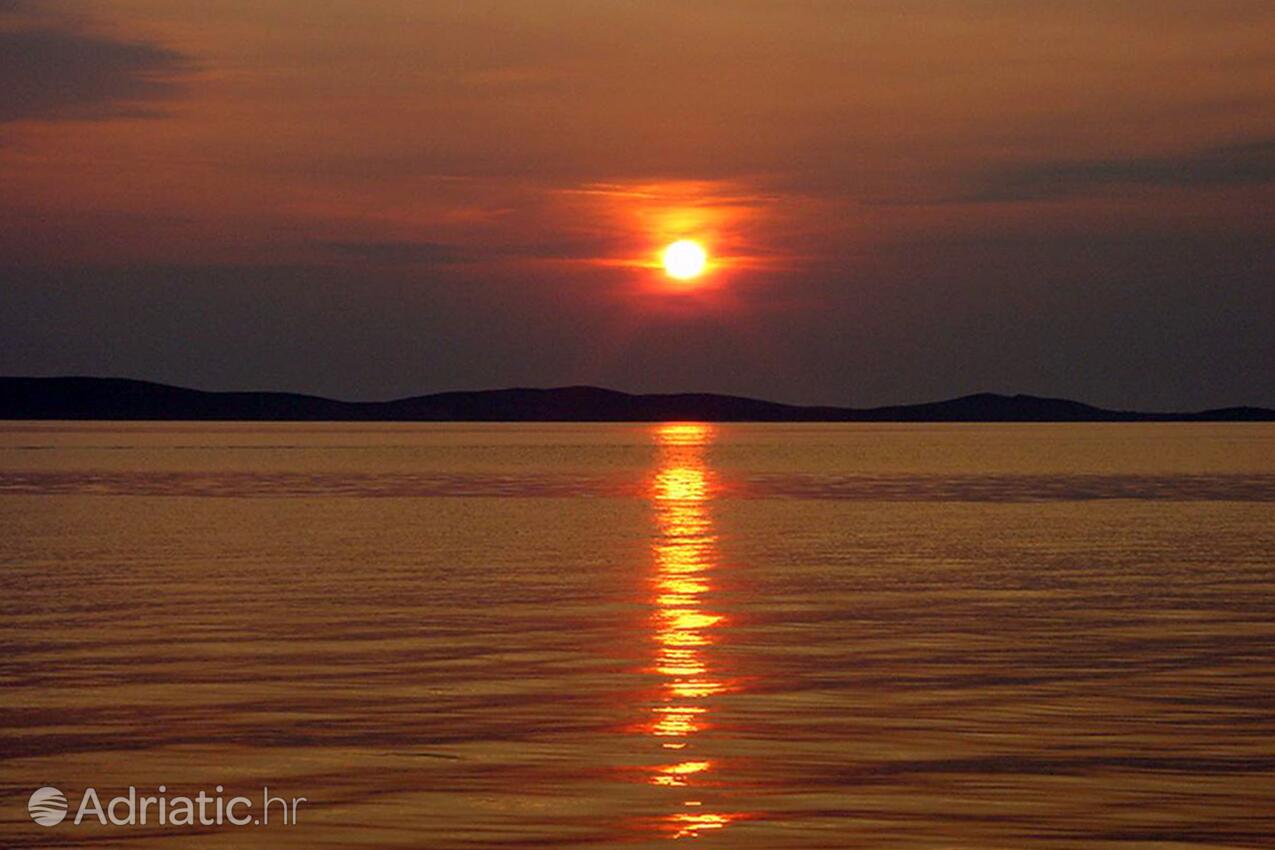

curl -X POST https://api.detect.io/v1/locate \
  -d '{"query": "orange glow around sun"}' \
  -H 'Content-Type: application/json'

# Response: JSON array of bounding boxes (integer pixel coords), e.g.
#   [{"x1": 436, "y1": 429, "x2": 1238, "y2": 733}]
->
[{"x1": 558, "y1": 180, "x2": 778, "y2": 292}]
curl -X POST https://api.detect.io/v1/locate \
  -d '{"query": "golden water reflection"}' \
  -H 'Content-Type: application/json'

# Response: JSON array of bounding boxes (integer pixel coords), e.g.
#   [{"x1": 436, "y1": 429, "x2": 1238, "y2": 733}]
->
[{"x1": 643, "y1": 423, "x2": 743, "y2": 839}]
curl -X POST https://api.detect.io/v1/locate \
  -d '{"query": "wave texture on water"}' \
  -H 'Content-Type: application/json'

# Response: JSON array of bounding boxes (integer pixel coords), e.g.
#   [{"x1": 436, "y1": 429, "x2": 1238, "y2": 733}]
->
[{"x1": 1, "y1": 423, "x2": 1274, "y2": 849}]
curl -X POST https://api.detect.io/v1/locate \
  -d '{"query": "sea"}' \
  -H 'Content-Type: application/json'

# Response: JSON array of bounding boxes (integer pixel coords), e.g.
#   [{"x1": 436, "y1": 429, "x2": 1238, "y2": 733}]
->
[{"x1": 1, "y1": 422, "x2": 1273, "y2": 849}]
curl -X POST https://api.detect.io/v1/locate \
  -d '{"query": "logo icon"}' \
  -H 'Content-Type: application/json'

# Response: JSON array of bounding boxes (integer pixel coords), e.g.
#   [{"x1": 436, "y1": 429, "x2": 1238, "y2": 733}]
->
[{"x1": 28, "y1": 787, "x2": 68, "y2": 826}]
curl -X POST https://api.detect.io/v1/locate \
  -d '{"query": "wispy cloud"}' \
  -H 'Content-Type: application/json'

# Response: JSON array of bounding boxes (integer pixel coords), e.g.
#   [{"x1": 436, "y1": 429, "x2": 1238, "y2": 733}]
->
[
  {"x1": 965, "y1": 137, "x2": 1275, "y2": 202},
  {"x1": 320, "y1": 241, "x2": 471, "y2": 265},
  {"x1": 0, "y1": 25, "x2": 190, "y2": 123},
  {"x1": 318, "y1": 236, "x2": 622, "y2": 266}
]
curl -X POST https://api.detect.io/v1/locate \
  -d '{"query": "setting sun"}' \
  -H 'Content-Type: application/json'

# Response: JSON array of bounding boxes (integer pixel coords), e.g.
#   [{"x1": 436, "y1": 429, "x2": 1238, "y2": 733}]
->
[{"x1": 662, "y1": 240, "x2": 708, "y2": 281}]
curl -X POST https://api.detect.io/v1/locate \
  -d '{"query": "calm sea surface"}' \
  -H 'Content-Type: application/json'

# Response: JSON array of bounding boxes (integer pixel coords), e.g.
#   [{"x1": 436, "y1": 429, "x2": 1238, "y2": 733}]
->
[{"x1": 1, "y1": 422, "x2": 1274, "y2": 849}]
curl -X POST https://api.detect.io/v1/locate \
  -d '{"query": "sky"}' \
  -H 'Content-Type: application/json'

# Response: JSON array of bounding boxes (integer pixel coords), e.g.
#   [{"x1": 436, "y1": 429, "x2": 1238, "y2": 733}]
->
[{"x1": 1, "y1": 0, "x2": 1272, "y2": 408}]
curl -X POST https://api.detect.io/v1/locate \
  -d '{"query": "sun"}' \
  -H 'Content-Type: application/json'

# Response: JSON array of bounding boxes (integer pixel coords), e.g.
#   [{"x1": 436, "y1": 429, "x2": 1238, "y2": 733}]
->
[{"x1": 662, "y1": 240, "x2": 708, "y2": 281}]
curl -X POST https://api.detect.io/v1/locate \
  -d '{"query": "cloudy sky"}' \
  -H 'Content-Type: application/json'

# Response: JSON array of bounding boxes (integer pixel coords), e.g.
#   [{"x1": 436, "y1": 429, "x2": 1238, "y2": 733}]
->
[{"x1": 1, "y1": 0, "x2": 1272, "y2": 407}]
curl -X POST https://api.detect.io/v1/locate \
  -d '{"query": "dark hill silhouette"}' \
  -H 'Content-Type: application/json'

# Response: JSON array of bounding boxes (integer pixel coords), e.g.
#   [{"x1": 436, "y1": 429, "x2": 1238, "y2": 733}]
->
[{"x1": 1, "y1": 376, "x2": 1271, "y2": 422}]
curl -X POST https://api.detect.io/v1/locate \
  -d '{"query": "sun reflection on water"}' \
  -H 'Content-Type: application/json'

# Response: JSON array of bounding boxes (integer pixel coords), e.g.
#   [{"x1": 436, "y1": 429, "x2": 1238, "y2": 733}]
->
[{"x1": 641, "y1": 422, "x2": 743, "y2": 839}]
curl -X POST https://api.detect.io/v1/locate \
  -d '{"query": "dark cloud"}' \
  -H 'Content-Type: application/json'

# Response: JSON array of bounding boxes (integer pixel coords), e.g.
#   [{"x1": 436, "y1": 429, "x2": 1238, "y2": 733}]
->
[
  {"x1": 0, "y1": 27, "x2": 188, "y2": 123},
  {"x1": 319, "y1": 236, "x2": 623, "y2": 265},
  {"x1": 321, "y1": 241, "x2": 473, "y2": 265},
  {"x1": 968, "y1": 138, "x2": 1275, "y2": 202}
]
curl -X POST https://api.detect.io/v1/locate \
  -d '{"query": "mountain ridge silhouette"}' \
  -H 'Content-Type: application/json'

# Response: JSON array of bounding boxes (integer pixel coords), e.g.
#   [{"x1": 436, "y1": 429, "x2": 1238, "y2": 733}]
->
[{"x1": 1, "y1": 376, "x2": 1271, "y2": 422}]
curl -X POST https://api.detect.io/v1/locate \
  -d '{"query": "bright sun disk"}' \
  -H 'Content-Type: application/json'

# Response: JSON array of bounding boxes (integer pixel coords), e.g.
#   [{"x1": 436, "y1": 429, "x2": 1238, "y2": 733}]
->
[{"x1": 662, "y1": 240, "x2": 708, "y2": 281}]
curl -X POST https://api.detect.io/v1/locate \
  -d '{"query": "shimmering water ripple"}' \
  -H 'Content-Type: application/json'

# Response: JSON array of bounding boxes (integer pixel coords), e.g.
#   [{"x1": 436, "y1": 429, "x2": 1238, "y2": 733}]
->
[
  {"x1": 1, "y1": 422, "x2": 1273, "y2": 849},
  {"x1": 3, "y1": 470, "x2": 1275, "y2": 500}
]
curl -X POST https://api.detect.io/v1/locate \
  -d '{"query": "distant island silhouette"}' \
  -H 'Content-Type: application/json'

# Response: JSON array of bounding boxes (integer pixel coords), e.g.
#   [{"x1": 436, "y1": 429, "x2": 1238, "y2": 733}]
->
[{"x1": 2, "y1": 377, "x2": 1272, "y2": 422}]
